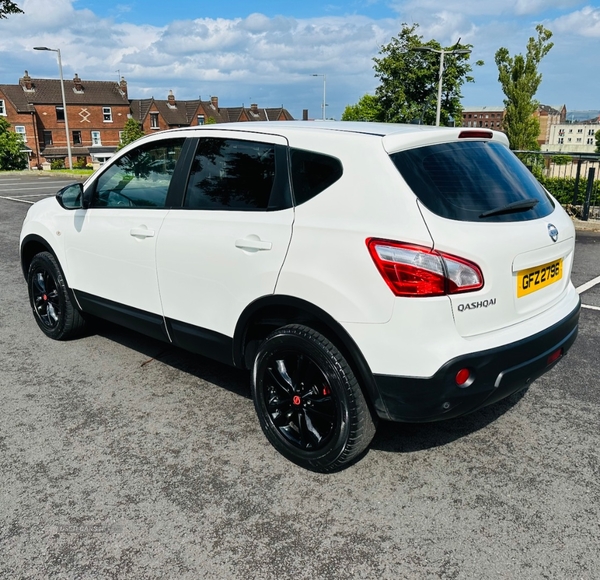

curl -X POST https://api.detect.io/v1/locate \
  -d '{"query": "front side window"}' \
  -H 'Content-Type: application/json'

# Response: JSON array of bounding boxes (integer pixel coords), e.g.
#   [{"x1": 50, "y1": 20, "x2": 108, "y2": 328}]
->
[
  {"x1": 72, "y1": 130, "x2": 82, "y2": 145},
  {"x1": 43, "y1": 130, "x2": 53, "y2": 145},
  {"x1": 390, "y1": 140, "x2": 554, "y2": 222},
  {"x1": 184, "y1": 138, "x2": 276, "y2": 210},
  {"x1": 15, "y1": 126, "x2": 26, "y2": 142},
  {"x1": 56, "y1": 106, "x2": 65, "y2": 122},
  {"x1": 91, "y1": 131, "x2": 101, "y2": 146},
  {"x1": 103, "y1": 107, "x2": 112, "y2": 122},
  {"x1": 0, "y1": 99, "x2": 5, "y2": 115},
  {"x1": 150, "y1": 112, "x2": 159, "y2": 129},
  {"x1": 93, "y1": 138, "x2": 184, "y2": 208},
  {"x1": 197, "y1": 115, "x2": 205, "y2": 125}
]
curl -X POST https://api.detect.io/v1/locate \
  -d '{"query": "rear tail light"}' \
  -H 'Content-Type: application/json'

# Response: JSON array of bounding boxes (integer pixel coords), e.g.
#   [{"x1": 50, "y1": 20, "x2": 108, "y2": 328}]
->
[{"x1": 367, "y1": 239, "x2": 484, "y2": 297}]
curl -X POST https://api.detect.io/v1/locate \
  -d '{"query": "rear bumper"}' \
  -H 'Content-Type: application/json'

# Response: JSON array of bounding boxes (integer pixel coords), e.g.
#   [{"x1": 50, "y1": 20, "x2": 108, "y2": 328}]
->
[{"x1": 373, "y1": 300, "x2": 580, "y2": 422}]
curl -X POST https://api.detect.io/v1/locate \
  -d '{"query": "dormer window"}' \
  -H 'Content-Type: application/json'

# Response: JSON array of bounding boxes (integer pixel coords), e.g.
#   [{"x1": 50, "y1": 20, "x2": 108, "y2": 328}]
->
[{"x1": 56, "y1": 106, "x2": 65, "y2": 122}]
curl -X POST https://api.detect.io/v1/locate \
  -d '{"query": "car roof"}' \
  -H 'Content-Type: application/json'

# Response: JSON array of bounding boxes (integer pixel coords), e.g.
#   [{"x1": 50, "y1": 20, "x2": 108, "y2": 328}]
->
[{"x1": 155, "y1": 121, "x2": 510, "y2": 152}]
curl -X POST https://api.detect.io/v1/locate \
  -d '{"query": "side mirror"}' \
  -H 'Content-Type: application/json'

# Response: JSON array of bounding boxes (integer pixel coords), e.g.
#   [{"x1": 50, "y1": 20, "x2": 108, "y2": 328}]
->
[{"x1": 56, "y1": 183, "x2": 83, "y2": 210}]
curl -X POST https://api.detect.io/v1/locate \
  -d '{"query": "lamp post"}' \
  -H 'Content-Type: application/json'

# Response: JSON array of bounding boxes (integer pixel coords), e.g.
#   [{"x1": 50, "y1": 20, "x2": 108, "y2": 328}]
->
[
  {"x1": 312, "y1": 73, "x2": 326, "y2": 120},
  {"x1": 412, "y1": 46, "x2": 471, "y2": 126},
  {"x1": 34, "y1": 46, "x2": 73, "y2": 170}
]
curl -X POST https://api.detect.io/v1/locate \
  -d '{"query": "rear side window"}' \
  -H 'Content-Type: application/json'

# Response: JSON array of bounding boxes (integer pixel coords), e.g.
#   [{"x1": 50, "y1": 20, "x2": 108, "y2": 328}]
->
[
  {"x1": 290, "y1": 148, "x2": 343, "y2": 206},
  {"x1": 184, "y1": 138, "x2": 276, "y2": 210},
  {"x1": 390, "y1": 141, "x2": 554, "y2": 222}
]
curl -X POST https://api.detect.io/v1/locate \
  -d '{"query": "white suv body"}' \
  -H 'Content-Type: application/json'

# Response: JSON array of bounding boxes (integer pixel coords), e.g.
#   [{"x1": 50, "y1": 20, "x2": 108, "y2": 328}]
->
[{"x1": 20, "y1": 122, "x2": 580, "y2": 471}]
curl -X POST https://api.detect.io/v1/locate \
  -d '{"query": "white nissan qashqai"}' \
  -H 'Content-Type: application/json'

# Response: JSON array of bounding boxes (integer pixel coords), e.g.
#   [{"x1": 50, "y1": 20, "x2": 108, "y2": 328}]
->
[{"x1": 20, "y1": 122, "x2": 580, "y2": 472}]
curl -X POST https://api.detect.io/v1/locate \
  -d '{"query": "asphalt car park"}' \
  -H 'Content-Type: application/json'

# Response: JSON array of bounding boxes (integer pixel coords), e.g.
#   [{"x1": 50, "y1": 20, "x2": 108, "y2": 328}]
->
[{"x1": 1, "y1": 172, "x2": 600, "y2": 579}]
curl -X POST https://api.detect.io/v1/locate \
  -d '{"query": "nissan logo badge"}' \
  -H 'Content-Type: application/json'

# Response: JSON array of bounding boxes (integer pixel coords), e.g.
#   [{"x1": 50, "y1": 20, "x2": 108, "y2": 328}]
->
[{"x1": 548, "y1": 223, "x2": 559, "y2": 242}]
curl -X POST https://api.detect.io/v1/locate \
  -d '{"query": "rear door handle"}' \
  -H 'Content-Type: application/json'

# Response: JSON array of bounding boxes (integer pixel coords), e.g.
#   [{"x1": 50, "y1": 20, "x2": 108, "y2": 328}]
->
[
  {"x1": 235, "y1": 237, "x2": 272, "y2": 251},
  {"x1": 130, "y1": 227, "x2": 155, "y2": 238}
]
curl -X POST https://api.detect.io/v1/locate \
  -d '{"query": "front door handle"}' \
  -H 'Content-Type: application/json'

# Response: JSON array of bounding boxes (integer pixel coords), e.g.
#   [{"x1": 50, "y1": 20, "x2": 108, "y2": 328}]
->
[
  {"x1": 235, "y1": 236, "x2": 272, "y2": 252},
  {"x1": 130, "y1": 227, "x2": 155, "y2": 238}
]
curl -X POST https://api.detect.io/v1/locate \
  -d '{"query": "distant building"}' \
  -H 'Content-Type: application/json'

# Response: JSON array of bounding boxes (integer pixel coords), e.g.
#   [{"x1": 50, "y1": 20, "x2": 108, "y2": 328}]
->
[
  {"x1": 542, "y1": 122, "x2": 600, "y2": 154},
  {"x1": 461, "y1": 104, "x2": 568, "y2": 148},
  {"x1": 0, "y1": 71, "x2": 130, "y2": 168},
  {"x1": 534, "y1": 104, "x2": 566, "y2": 146},
  {"x1": 0, "y1": 72, "x2": 294, "y2": 169},
  {"x1": 130, "y1": 93, "x2": 293, "y2": 133},
  {"x1": 460, "y1": 106, "x2": 505, "y2": 129}
]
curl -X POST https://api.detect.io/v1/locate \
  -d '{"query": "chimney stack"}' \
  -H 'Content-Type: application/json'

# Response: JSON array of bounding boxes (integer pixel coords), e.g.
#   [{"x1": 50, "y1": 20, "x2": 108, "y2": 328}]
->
[
  {"x1": 168, "y1": 90, "x2": 175, "y2": 104},
  {"x1": 119, "y1": 76, "x2": 128, "y2": 97},
  {"x1": 211, "y1": 96, "x2": 219, "y2": 109},
  {"x1": 73, "y1": 73, "x2": 83, "y2": 92},
  {"x1": 20, "y1": 70, "x2": 34, "y2": 91},
  {"x1": 250, "y1": 103, "x2": 258, "y2": 113},
  {"x1": 302, "y1": 109, "x2": 309, "y2": 121}
]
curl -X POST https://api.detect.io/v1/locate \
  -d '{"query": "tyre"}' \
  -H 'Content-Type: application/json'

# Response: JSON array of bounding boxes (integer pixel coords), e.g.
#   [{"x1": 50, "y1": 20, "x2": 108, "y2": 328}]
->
[
  {"x1": 252, "y1": 324, "x2": 376, "y2": 472},
  {"x1": 27, "y1": 252, "x2": 86, "y2": 340}
]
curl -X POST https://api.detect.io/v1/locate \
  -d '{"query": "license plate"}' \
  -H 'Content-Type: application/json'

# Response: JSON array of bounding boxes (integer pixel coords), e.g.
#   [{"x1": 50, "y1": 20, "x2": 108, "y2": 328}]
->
[{"x1": 517, "y1": 259, "x2": 563, "y2": 298}]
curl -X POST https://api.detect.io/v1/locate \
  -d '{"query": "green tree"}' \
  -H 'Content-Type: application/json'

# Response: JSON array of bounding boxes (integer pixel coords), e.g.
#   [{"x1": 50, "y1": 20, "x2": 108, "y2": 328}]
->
[
  {"x1": 117, "y1": 117, "x2": 145, "y2": 150},
  {"x1": 0, "y1": 0, "x2": 23, "y2": 18},
  {"x1": 0, "y1": 117, "x2": 27, "y2": 170},
  {"x1": 495, "y1": 25, "x2": 553, "y2": 150},
  {"x1": 595, "y1": 129, "x2": 600, "y2": 154},
  {"x1": 372, "y1": 23, "x2": 481, "y2": 126},
  {"x1": 341, "y1": 94, "x2": 383, "y2": 122}
]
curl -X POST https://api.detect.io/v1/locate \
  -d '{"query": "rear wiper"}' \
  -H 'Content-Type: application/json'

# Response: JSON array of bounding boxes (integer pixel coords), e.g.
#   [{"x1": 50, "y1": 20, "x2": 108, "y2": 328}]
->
[{"x1": 479, "y1": 198, "x2": 539, "y2": 218}]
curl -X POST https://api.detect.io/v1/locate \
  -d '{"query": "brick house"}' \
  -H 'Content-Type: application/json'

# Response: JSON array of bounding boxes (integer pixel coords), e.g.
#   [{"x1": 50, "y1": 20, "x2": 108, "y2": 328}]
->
[
  {"x1": 1, "y1": 72, "x2": 294, "y2": 169},
  {"x1": 1, "y1": 71, "x2": 131, "y2": 168},
  {"x1": 130, "y1": 92, "x2": 294, "y2": 131}
]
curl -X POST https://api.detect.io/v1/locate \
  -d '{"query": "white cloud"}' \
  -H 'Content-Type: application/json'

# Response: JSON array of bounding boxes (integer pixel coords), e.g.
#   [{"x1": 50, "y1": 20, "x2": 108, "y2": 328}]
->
[
  {"x1": 0, "y1": 0, "x2": 598, "y2": 117},
  {"x1": 549, "y1": 5, "x2": 600, "y2": 37}
]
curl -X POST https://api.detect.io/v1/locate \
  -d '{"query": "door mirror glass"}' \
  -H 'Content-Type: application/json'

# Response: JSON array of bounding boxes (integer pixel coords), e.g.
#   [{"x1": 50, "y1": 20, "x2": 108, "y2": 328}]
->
[{"x1": 56, "y1": 183, "x2": 83, "y2": 209}]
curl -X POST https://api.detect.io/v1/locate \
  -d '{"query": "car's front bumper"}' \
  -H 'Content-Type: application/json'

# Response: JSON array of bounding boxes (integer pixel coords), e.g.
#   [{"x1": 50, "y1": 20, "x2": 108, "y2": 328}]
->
[{"x1": 373, "y1": 300, "x2": 580, "y2": 422}]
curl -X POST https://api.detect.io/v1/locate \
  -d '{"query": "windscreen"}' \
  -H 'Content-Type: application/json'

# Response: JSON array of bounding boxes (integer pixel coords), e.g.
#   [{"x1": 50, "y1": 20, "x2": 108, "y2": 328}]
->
[{"x1": 390, "y1": 141, "x2": 554, "y2": 222}]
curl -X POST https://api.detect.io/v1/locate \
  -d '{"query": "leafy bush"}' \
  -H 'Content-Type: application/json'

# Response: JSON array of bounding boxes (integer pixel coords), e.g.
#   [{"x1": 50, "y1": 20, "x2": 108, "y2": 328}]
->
[{"x1": 50, "y1": 159, "x2": 65, "y2": 170}]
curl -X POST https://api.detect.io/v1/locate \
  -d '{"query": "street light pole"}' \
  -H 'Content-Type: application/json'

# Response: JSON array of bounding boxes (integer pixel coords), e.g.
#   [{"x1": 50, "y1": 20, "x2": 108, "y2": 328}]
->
[
  {"x1": 412, "y1": 46, "x2": 471, "y2": 127},
  {"x1": 34, "y1": 46, "x2": 73, "y2": 170},
  {"x1": 312, "y1": 74, "x2": 326, "y2": 120}
]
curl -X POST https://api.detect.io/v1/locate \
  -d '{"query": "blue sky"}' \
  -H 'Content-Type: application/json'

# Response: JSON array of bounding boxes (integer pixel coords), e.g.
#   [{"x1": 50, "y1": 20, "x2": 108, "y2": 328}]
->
[{"x1": 1, "y1": 0, "x2": 599, "y2": 120}]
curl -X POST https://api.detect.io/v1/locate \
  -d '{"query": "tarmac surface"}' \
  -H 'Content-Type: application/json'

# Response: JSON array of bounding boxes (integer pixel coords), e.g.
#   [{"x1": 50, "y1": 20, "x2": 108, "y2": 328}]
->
[{"x1": 1, "y1": 172, "x2": 599, "y2": 579}]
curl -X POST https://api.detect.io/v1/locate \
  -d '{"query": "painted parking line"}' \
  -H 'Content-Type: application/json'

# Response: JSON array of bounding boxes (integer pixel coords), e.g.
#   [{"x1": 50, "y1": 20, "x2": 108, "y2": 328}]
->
[
  {"x1": 0, "y1": 185, "x2": 67, "y2": 192},
  {"x1": 576, "y1": 275, "x2": 600, "y2": 295},
  {"x1": 576, "y1": 275, "x2": 600, "y2": 312},
  {"x1": 0, "y1": 196, "x2": 35, "y2": 204}
]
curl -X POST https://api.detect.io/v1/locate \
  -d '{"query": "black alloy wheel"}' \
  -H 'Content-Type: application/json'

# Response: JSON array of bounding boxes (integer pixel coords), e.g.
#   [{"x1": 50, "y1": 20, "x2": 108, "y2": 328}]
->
[
  {"x1": 252, "y1": 324, "x2": 376, "y2": 472},
  {"x1": 27, "y1": 252, "x2": 86, "y2": 340}
]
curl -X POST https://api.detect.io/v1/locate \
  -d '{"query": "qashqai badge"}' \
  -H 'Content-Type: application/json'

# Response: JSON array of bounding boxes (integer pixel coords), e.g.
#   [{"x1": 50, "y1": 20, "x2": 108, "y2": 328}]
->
[{"x1": 548, "y1": 223, "x2": 559, "y2": 243}]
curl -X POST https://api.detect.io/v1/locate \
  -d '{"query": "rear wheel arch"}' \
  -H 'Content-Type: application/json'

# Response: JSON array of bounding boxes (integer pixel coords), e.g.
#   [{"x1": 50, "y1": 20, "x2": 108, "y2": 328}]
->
[{"x1": 233, "y1": 295, "x2": 387, "y2": 420}]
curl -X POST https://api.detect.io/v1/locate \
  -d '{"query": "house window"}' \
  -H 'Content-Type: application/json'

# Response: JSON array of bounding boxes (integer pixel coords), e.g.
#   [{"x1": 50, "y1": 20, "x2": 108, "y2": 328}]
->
[
  {"x1": 197, "y1": 115, "x2": 205, "y2": 125},
  {"x1": 589, "y1": 130, "x2": 595, "y2": 136},
  {"x1": 558, "y1": 138, "x2": 564, "y2": 144},
  {"x1": 587, "y1": 138, "x2": 594, "y2": 145},
  {"x1": 103, "y1": 107, "x2": 112, "y2": 122},
  {"x1": 577, "y1": 128, "x2": 583, "y2": 133},
  {"x1": 43, "y1": 130, "x2": 53, "y2": 145},
  {"x1": 150, "y1": 112, "x2": 159, "y2": 129},
  {"x1": 72, "y1": 130, "x2": 82, "y2": 145},
  {"x1": 0, "y1": 99, "x2": 5, "y2": 115},
  {"x1": 91, "y1": 131, "x2": 101, "y2": 146},
  {"x1": 15, "y1": 126, "x2": 27, "y2": 142},
  {"x1": 56, "y1": 106, "x2": 65, "y2": 122}
]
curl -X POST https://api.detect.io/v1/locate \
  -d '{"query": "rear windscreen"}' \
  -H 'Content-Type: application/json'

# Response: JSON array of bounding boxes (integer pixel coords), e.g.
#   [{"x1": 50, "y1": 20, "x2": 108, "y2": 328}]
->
[{"x1": 390, "y1": 141, "x2": 554, "y2": 222}]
